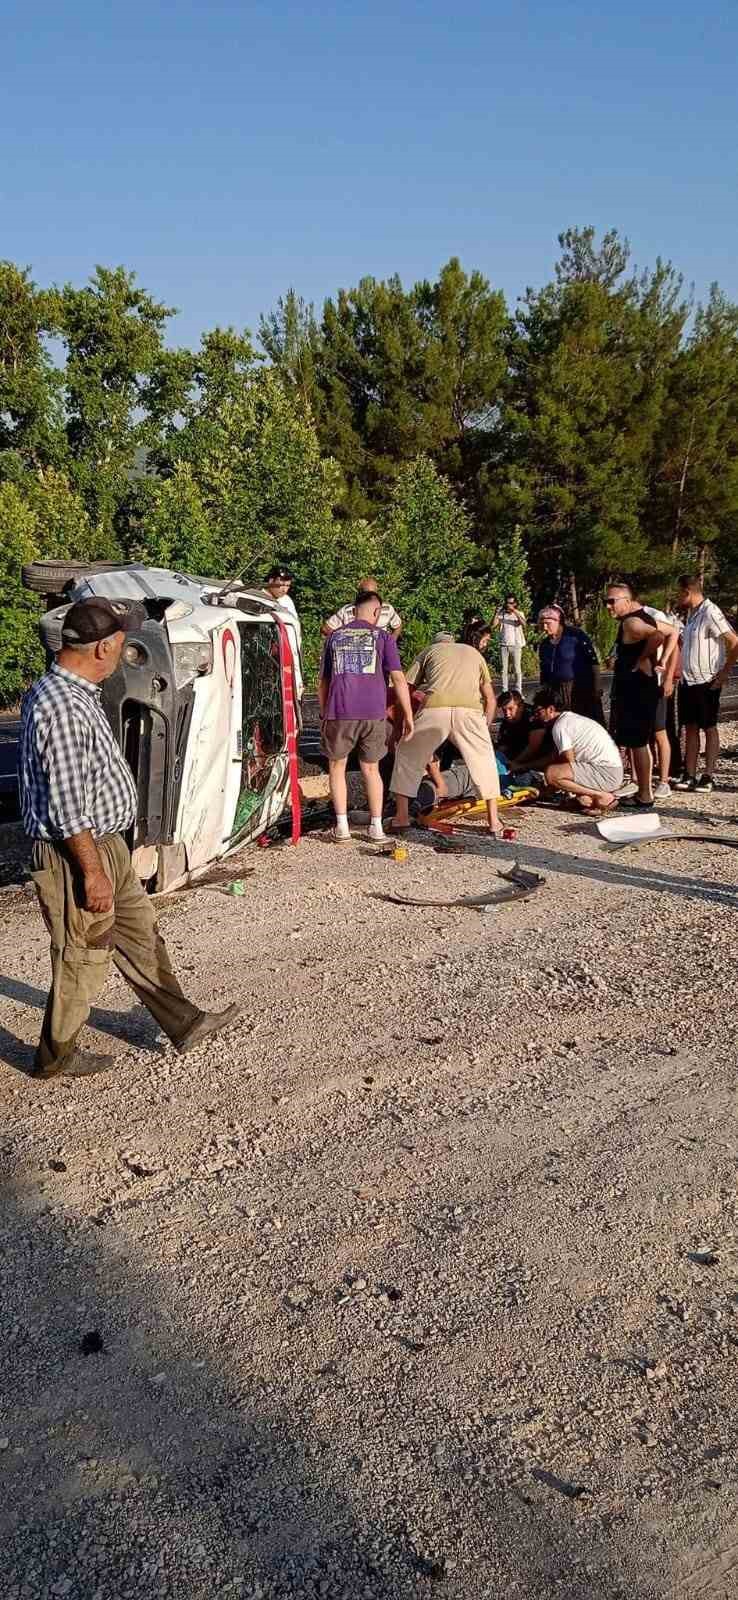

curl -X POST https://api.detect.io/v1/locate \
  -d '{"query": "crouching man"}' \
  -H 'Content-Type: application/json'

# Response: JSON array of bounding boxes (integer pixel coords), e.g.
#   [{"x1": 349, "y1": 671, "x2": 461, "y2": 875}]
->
[
  {"x1": 19, "y1": 599, "x2": 242, "y2": 1079},
  {"x1": 532, "y1": 689, "x2": 624, "y2": 811}
]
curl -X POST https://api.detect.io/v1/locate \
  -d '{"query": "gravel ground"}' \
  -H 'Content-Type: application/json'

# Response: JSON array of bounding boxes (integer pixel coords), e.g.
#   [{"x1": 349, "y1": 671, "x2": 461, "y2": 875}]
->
[{"x1": 2, "y1": 734, "x2": 738, "y2": 1600}]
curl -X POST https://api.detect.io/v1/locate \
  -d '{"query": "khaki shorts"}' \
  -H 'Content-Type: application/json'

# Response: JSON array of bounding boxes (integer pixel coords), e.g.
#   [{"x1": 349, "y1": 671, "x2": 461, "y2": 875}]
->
[
  {"x1": 321, "y1": 718, "x2": 388, "y2": 763},
  {"x1": 571, "y1": 760, "x2": 623, "y2": 793}
]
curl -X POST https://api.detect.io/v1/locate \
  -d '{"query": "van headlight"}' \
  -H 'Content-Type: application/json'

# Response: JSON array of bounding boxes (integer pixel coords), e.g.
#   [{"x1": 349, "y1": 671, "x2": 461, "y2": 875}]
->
[{"x1": 172, "y1": 640, "x2": 213, "y2": 688}]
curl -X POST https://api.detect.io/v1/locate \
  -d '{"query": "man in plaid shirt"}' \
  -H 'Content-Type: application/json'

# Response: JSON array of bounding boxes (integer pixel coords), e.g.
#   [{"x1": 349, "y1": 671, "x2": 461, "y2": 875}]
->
[{"x1": 20, "y1": 598, "x2": 241, "y2": 1079}]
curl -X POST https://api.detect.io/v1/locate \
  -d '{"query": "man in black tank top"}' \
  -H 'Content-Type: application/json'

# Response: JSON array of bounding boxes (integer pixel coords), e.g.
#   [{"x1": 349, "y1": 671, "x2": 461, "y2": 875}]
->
[{"x1": 605, "y1": 581, "x2": 670, "y2": 808}]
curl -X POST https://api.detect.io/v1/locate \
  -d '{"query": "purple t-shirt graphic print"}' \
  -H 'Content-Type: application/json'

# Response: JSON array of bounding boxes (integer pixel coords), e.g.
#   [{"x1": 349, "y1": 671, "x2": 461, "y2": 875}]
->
[{"x1": 321, "y1": 621, "x2": 401, "y2": 720}]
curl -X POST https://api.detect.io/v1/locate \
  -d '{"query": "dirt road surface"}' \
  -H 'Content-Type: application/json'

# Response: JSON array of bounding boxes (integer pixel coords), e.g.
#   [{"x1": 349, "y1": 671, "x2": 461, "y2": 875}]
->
[{"x1": 2, "y1": 747, "x2": 738, "y2": 1600}]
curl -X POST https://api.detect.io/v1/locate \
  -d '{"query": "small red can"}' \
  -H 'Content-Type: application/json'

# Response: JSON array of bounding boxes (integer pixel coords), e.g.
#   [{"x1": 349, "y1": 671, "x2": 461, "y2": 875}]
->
[{"x1": 502, "y1": 826, "x2": 517, "y2": 841}]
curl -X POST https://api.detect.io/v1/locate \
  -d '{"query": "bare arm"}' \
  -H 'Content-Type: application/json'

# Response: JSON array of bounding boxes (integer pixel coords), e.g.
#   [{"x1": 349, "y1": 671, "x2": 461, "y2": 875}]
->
[
  {"x1": 508, "y1": 726, "x2": 547, "y2": 771},
  {"x1": 658, "y1": 621, "x2": 680, "y2": 673},
  {"x1": 482, "y1": 679, "x2": 497, "y2": 725},
  {"x1": 625, "y1": 616, "x2": 666, "y2": 673},
  {"x1": 713, "y1": 629, "x2": 738, "y2": 688},
  {"x1": 65, "y1": 830, "x2": 113, "y2": 913},
  {"x1": 389, "y1": 670, "x2": 414, "y2": 738}
]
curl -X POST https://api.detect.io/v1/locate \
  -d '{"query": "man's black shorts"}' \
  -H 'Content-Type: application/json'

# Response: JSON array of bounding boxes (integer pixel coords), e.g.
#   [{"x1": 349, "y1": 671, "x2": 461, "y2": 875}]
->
[
  {"x1": 614, "y1": 673, "x2": 660, "y2": 749},
  {"x1": 679, "y1": 681, "x2": 721, "y2": 731}
]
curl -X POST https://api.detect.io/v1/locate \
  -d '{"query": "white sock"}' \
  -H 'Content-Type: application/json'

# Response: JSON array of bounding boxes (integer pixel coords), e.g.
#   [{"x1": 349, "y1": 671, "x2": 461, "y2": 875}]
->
[
  {"x1": 335, "y1": 813, "x2": 350, "y2": 835},
  {"x1": 368, "y1": 816, "x2": 385, "y2": 836}
]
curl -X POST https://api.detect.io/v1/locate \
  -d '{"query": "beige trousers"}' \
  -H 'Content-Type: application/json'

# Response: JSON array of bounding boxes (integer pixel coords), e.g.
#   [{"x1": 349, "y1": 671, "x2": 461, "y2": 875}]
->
[
  {"x1": 30, "y1": 833, "x2": 199, "y2": 1073},
  {"x1": 391, "y1": 707, "x2": 500, "y2": 799}
]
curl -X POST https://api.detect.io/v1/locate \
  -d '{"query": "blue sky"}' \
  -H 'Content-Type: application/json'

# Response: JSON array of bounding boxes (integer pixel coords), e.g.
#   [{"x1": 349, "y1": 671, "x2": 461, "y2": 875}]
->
[{"x1": 2, "y1": 0, "x2": 736, "y2": 348}]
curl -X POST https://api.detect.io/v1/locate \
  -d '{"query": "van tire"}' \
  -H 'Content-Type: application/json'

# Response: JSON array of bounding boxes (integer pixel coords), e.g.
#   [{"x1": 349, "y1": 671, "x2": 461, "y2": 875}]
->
[{"x1": 21, "y1": 560, "x2": 123, "y2": 596}]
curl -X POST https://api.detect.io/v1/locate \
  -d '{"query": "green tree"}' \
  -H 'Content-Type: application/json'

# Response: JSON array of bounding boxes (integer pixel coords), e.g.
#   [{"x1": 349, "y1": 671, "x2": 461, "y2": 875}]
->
[
  {"x1": 379, "y1": 456, "x2": 487, "y2": 661},
  {"x1": 0, "y1": 483, "x2": 45, "y2": 702},
  {"x1": 263, "y1": 259, "x2": 508, "y2": 528},
  {"x1": 0, "y1": 262, "x2": 64, "y2": 478},
  {"x1": 135, "y1": 465, "x2": 217, "y2": 575},
  {"x1": 52, "y1": 266, "x2": 179, "y2": 542},
  {"x1": 150, "y1": 331, "x2": 344, "y2": 668},
  {"x1": 647, "y1": 285, "x2": 738, "y2": 591},
  {"x1": 499, "y1": 228, "x2": 685, "y2": 612},
  {"x1": 258, "y1": 289, "x2": 321, "y2": 417}
]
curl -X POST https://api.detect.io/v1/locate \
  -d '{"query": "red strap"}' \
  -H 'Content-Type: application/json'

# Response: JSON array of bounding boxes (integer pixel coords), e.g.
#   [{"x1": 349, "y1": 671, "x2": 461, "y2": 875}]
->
[{"x1": 276, "y1": 619, "x2": 301, "y2": 845}]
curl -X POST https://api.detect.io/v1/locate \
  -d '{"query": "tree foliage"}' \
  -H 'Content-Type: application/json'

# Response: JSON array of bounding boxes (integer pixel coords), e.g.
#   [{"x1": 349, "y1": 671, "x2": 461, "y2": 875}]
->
[{"x1": 2, "y1": 232, "x2": 738, "y2": 705}]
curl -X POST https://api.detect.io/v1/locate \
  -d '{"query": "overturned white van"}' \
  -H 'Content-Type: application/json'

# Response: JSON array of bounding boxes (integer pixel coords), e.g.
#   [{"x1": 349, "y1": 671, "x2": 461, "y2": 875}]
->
[{"x1": 22, "y1": 561, "x2": 302, "y2": 893}]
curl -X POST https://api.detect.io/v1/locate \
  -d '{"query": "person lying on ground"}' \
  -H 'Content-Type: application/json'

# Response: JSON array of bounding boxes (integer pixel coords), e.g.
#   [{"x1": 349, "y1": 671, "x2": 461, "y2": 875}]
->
[
  {"x1": 390, "y1": 625, "x2": 504, "y2": 838},
  {"x1": 531, "y1": 689, "x2": 624, "y2": 811},
  {"x1": 322, "y1": 578, "x2": 402, "y2": 640},
  {"x1": 319, "y1": 589, "x2": 413, "y2": 843}
]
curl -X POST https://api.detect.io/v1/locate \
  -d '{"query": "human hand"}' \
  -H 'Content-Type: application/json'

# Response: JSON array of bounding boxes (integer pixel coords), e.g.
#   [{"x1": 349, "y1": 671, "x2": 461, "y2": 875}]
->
[
  {"x1": 662, "y1": 678, "x2": 675, "y2": 699},
  {"x1": 83, "y1": 869, "x2": 114, "y2": 914},
  {"x1": 401, "y1": 716, "x2": 415, "y2": 741},
  {"x1": 710, "y1": 672, "x2": 725, "y2": 690}
]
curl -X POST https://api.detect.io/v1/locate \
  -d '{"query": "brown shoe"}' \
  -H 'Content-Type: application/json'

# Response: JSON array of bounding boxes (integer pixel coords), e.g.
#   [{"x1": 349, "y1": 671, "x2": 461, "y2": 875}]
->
[
  {"x1": 33, "y1": 1049, "x2": 116, "y2": 1080},
  {"x1": 174, "y1": 1003, "x2": 243, "y2": 1056}
]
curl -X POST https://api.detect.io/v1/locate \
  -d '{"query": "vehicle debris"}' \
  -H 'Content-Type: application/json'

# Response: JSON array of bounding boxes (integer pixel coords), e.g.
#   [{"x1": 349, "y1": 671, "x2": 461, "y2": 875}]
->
[{"x1": 371, "y1": 862, "x2": 545, "y2": 910}]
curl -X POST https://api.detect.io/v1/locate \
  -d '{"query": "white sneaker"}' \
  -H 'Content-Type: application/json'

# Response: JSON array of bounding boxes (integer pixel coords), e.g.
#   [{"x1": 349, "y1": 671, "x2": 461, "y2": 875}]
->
[
  {"x1": 619, "y1": 781, "x2": 638, "y2": 797},
  {"x1": 367, "y1": 827, "x2": 391, "y2": 844},
  {"x1": 654, "y1": 782, "x2": 672, "y2": 799}
]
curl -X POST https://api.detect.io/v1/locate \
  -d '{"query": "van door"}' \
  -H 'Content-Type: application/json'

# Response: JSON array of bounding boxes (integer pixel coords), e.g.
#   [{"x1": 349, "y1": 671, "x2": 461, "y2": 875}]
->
[{"x1": 231, "y1": 620, "x2": 286, "y2": 840}]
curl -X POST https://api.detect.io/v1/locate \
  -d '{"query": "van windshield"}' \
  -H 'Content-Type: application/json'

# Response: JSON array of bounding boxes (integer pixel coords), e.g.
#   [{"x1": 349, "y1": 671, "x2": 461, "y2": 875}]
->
[{"x1": 232, "y1": 621, "x2": 285, "y2": 838}]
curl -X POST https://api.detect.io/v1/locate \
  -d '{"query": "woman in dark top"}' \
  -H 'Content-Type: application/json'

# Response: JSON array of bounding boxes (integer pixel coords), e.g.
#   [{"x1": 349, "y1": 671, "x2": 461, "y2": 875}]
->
[{"x1": 538, "y1": 605, "x2": 605, "y2": 724}]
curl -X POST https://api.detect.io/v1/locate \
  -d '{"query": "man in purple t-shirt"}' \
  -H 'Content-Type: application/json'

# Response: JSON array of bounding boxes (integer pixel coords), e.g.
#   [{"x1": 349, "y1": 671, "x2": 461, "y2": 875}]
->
[{"x1": 319, "y1": 590, "x2": 413, "y2": 842}]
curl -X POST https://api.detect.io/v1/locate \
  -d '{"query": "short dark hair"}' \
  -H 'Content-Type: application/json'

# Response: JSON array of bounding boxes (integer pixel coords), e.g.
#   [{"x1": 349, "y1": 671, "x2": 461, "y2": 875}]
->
[
  {"x1": 505, "y1": 593, "x2": 517, "y2": 603},
  {"x1": 355, "y1": 589, "x2": 382, "y2": 608},
  {"x1": 677, "y1": 572, "x2": 702, "y2": 590},
  {"x1": 467, "y1": 621, "x2": 492, "y2": 651},
  {"x1": 267, "y1": 565, "x2": 293, "y2": 581},
  {"x1": 608, "y1": 578, "x2": 636, "y2": 598},
  {"x1": 498, "y1": 689, "x2": 525, "y2": 709},
  {"x1": 532, "y1": 687, "x2": 564, "y2": 712}
]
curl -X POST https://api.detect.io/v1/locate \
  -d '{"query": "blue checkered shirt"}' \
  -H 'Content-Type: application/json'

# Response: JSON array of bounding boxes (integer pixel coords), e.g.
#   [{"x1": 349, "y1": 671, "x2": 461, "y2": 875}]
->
[{"x1": 19, "y1": 664, "x2": 137, "y2": 842}]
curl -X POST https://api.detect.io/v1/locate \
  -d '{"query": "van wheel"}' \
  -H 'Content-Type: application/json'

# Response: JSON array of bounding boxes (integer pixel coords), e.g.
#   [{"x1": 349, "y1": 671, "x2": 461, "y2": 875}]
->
[{"x1": 21, "y1": 560, "x2": 124, "y2": 596}]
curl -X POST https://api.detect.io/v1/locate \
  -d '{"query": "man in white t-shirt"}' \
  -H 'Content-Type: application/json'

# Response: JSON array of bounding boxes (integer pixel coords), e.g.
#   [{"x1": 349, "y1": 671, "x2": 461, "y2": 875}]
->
[
  {"x1": 322, "y1": 577, "x2": 402, "y2": 640},
  {"x1": 672, "y1": 573, "x2": 738, "y2": 792},
  {"x1": 532, "y1": 688, "x2": 624, "y2": 810},
  {"x1": 493, "y1": 594, "x2": 526, "y2": 693}
]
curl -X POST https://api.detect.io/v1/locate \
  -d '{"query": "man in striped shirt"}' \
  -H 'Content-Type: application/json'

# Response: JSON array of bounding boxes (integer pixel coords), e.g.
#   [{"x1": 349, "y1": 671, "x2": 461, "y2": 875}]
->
[
  {"x1": 673, "y1": 574, "x2": 738, "y2": 793},
  {"x1": 20, "y1": 598, "x2": 241, "y2": 1079}
]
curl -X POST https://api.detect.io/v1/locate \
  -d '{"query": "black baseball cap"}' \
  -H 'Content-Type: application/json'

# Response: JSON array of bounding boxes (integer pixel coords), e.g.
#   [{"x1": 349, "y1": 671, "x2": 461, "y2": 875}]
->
[
  {"x1": 266, "y1": 565, "x2": 294, "y2": 581},
  {"x1": 61, "y1": 598, "x2": 139, "y2": 645}
]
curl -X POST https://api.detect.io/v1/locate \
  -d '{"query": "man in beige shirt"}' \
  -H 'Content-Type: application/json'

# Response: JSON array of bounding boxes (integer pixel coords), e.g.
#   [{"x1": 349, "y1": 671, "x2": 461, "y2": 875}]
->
[{"x1": 390, "y1": 625, "x2": 503, "y2": 837}]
